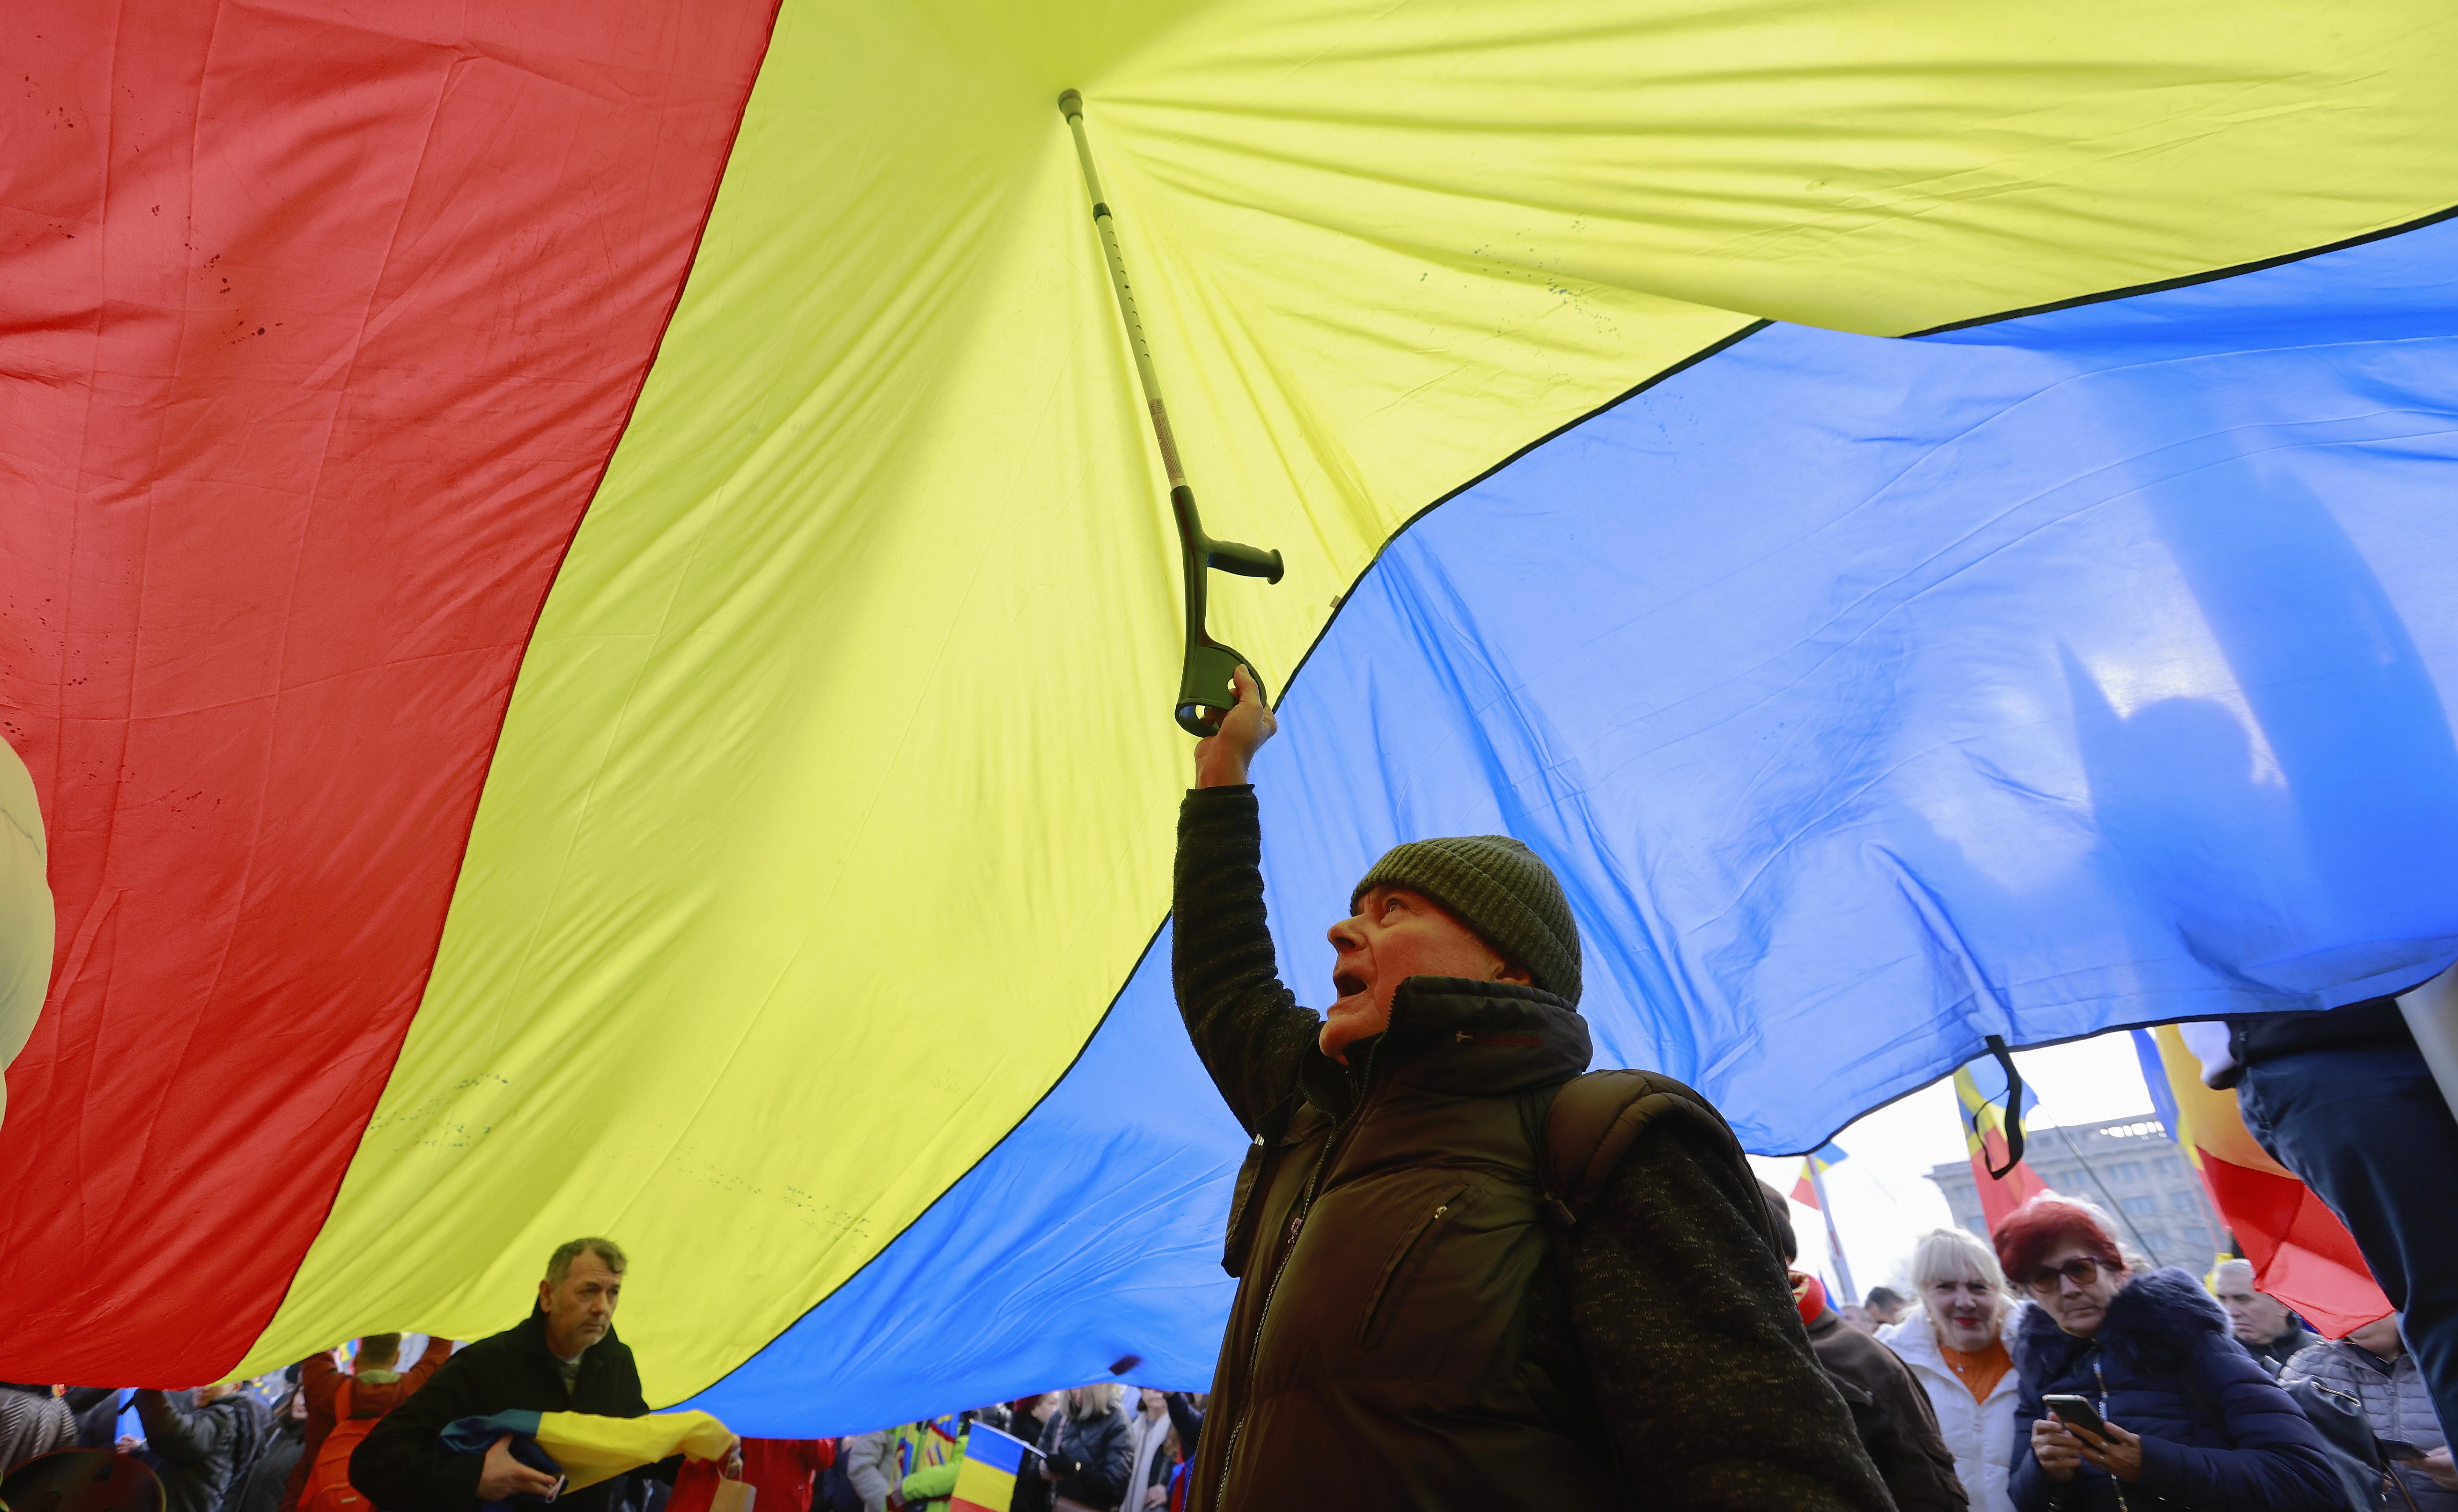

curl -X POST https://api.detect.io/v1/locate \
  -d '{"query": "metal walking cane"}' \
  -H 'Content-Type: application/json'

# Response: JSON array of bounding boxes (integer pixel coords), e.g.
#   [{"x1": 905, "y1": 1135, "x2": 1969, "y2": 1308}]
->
[{"x1": 1059, "y1": 89, "x2": 1283, "y2": 737}]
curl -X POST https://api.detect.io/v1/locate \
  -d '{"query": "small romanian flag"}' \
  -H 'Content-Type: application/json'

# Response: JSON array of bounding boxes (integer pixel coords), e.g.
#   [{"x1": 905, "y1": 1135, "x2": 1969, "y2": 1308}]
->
[
  {"x1": 950, "y1": 1423, "x2": 1030, "y2": 1512},
  {"x1": 1952, "y1": 1059, "x2": 2048, "y2": 1233},
  {"x1": 1790, "y1": 1142, "x2": 1847, "y2": 1207}
]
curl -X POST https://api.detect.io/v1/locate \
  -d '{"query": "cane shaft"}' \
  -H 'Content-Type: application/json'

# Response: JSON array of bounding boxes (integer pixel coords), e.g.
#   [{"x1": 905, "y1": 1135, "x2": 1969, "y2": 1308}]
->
[{"x1": 1060, "y1": 95, "x2": 1187, "y2": 489}]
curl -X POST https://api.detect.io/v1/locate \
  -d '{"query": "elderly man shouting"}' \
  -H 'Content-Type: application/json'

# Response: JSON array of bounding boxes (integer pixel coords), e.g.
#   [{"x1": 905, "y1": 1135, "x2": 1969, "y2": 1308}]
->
[
  {"x1": 1172, "y1": 669, "x2": 1888, "y2": 1511},
  {"x1": 354, "y1": 1238, "x2": 735, "y2": 1512}
]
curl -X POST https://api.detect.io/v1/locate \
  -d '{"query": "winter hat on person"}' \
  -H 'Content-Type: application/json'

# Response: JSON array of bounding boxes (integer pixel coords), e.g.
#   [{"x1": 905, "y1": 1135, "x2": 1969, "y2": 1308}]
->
[{"x1": 1350, "y1": 835, "x2": 1582, "y2": 1005}]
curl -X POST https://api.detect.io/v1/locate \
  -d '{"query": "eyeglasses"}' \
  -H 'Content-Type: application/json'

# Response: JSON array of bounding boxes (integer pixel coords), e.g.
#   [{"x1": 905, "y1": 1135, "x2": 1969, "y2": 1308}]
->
[{"x1": 2025, "y1": 1256, "x2": 2106, "y2": 1294}]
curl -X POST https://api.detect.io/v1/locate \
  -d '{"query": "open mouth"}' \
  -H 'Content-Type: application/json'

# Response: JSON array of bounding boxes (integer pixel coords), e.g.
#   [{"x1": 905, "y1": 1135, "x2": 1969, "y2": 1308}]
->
[{"x1": 1333, "y1": 971, "x2": 1368, "y2": 998}]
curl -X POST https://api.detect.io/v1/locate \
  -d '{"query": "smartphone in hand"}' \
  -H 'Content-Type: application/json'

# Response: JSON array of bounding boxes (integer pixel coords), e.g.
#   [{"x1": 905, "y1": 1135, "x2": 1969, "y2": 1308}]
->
[{"x1": 2044, "y1": 1394, "x2": 2109, "y2": 1439}]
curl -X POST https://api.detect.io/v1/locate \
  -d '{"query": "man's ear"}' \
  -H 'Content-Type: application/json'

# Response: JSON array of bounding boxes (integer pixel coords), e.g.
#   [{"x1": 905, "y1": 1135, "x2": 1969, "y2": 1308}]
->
[
  {"x1": 1495, "y1": 962, "x2": 1533, "y2": 985},
  {"x1": 537, "y1": 1277, "x2": 554, "y2": 1310}
]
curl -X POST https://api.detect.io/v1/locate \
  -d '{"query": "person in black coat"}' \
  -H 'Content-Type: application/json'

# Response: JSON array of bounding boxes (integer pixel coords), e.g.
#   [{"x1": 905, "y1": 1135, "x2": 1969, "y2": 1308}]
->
[
  {"x1": 354, "y1": 1238, "x2": 736, "y2": 1512},
  {"x1": 133, "y1": 1387, "x2": 263, "y2": 1512},
  {"x1": 1032, "y1": 1388, "x2": 1130, "y2": 1511},
  {"x1": 230, "y1": 1390, "x2": 307, "y2": 1512},
  {"x1": 1759, "y1": 1184, "x2": 1968, "y2": 1512},
  {"x1": 1997, "y1": 1197, "x2": 2341, "y2": 1512}
]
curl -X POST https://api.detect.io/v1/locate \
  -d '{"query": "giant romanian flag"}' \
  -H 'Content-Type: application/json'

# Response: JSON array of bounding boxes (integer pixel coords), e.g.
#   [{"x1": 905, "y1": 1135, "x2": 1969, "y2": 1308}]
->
[{"x1": 5, "y1": 0, "x2": 2458, "y2": 1431}]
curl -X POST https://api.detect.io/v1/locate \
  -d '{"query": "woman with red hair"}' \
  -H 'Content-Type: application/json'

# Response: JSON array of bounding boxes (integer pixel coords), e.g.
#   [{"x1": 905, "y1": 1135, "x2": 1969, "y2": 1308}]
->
[{"x1": 1998, "y1": 1197, "x2": 2340, "y2": 1511}]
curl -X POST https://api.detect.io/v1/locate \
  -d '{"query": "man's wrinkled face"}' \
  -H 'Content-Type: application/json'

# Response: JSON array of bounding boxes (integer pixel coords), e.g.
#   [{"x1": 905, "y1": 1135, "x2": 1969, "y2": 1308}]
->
[
  {"x1": 537, "y1": 1250, "x2": 623, "y2": 1358},
  {"x1": 2216, "y1": 1280, "x2": 2292, "y2": 1343},
  {"x1": 1321, "y1": 886, "x2": 1527, "y2": 1063}
]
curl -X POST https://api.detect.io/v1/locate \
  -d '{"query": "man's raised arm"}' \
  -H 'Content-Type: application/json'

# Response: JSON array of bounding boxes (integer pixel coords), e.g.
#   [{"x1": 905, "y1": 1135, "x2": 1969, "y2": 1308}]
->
[{"x1": 1172, "y1": 665, "x2": 1318, "y2": 1134}]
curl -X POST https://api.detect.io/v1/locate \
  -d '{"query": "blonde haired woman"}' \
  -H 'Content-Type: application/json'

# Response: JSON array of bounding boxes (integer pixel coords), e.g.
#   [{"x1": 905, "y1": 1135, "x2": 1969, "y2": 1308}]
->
[
  {"x1": 1878, "y1": 1228, "x2": 2023, "y2": 1512},
  {"x1": 1035, "y1": 1386, "x2": 1130, "y2": 1512}
]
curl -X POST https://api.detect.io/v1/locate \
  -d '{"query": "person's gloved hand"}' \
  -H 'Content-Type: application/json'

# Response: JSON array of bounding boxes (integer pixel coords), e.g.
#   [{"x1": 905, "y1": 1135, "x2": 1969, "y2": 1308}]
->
[
  {"x1": 1194, "y1": 664, "x2": 1275, "y2": 788},
  {"x1": 478, "y1": 1435, "x2": 562, "y2": 1501}
]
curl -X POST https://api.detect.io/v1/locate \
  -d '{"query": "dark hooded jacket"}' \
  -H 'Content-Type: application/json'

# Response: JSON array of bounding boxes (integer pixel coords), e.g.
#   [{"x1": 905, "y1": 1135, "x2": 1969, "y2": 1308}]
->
[
  {"x1": 353, "y1": 1310, "x2": 670, "y2": 1512},
  {"x1": 1173, "y1": 785, "x2": 1891, "y2": 1512},
  {"x1": 2009, "y1": 1267, "x2": 2341, "y2": 1512},
  {"x1": 134, "y1": 1391, "x2": 267, "y2": 1512}
]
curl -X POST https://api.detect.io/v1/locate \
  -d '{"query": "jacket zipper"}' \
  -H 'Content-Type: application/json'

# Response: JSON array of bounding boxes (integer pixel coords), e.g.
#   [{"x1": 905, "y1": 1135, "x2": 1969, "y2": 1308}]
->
[{"x1": 1212, "y1": 1031, "x2": 1388, "y2": 1511}]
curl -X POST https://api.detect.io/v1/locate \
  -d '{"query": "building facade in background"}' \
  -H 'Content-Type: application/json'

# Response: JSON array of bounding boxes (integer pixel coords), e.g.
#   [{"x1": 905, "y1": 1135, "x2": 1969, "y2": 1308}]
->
[{"x1": 1928, "y1": 1115, "x2": 2223, "y2": 1270}]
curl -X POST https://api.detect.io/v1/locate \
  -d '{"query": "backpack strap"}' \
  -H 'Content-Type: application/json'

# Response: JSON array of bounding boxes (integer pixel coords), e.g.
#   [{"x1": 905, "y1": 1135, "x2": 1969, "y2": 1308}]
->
[{"x1": 1538, "y1": 1068, "x2": 1785, "y2": 1259}]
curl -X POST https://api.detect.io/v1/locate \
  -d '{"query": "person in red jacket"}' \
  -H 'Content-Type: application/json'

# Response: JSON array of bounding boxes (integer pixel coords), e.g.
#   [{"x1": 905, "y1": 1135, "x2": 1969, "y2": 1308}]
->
[
  {"x1": 666, "y1": 1440, "x2": 837, "y2": 1512},
  {"x1": 280, "y1": 1337, "x2": 452, "y2": 1512}
]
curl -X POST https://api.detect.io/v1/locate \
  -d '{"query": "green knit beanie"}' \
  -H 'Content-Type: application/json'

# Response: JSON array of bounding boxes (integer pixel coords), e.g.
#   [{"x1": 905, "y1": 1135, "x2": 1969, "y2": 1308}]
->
[{"x1": 1350, "y1": 835, "x2": 1582, "y2": 1006}]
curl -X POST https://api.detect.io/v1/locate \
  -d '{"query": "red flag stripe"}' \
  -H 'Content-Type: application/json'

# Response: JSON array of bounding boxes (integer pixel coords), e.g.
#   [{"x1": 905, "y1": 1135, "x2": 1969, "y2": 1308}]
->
[
  {"x1": 0, "y1": 0, "x2": 777, "y2": 1382},
  {"x1": 2199, "y1": 1153, "x2": 2392, "y2": 1336}
]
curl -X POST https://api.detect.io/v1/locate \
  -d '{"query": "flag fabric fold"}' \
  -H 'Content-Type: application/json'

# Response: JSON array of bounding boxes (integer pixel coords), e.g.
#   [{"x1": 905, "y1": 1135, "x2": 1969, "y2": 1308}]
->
[{"x1": 2136, "y1": 1027, "x2": 2392, "y2": 1336}]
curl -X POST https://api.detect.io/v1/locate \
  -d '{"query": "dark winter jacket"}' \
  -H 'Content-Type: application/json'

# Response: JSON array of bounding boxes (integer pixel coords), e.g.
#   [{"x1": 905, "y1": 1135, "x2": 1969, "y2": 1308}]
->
[
  {"x1": 1034, "y1": 1405, "x2": 1130, "y2": 1509},
  {"x1": 1803, "y1": 1308, "x2": 1969, "y2": 1512},
  {"x1": 1173, "y1": 785, "x2": 1890, "y2": 1512},
  {"x1": 353, "y1": 1310, "x2": 668, "y2": 1512},
  {"x1": 2009, "y1": 1268, "x2": 2342, "y2": 1512},
  {"x1": 134, "y1": 1391, "x2": 255, "y2": 1512},
  {"x1": 232, "y1": 1406, "x2": 307, "y2": 1512}
]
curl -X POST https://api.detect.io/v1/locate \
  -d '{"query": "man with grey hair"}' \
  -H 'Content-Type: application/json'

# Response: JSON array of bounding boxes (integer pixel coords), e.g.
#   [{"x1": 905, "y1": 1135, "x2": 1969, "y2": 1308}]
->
[
  {"x1": 2212, "y1": 1258, "x2": 2322, "y2": 1376},
  {"x1": 354, "y1": 1239, "x2": 736, "y2": 1512}
]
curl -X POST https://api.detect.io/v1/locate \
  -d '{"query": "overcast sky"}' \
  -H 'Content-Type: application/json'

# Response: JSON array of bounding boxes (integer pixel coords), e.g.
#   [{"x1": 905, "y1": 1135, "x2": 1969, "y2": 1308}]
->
[{"x1": 1748, "y1": 1029, "x2": 2162, "y2": 1301}]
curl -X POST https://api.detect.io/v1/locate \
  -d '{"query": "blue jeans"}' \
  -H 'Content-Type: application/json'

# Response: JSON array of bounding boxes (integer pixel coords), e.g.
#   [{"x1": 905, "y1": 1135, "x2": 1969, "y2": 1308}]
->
[{"x1": 2239, "y1": 1044, "x2": 2458, "y2": 1440}]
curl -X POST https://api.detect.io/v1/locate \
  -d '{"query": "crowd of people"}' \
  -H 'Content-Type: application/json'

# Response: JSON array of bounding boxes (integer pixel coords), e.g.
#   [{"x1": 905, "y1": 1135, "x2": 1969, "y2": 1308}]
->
[
  {"x1": 11, "y1": 1212, "x2": 2456, "y2": 1512},
  {"x1": 0, "y1": 1354, "x2": 1202, "y2": 1512}
]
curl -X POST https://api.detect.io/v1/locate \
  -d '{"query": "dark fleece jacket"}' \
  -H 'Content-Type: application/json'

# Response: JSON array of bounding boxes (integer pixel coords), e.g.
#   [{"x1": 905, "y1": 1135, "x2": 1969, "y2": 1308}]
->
[
  {"x1": 353, "y1": 1311, "x2": 670, "y2": 1512},
  {"x1": 2009, "y1": 1268, "x2": 2340, "y2": 1512}
]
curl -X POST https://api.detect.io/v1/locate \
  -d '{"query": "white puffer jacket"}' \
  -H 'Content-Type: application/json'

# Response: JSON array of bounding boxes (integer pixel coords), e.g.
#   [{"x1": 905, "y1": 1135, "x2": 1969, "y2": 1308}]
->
[{"x1": 1879, "y1": 1306, "x2": 2024, "y2": 1512}]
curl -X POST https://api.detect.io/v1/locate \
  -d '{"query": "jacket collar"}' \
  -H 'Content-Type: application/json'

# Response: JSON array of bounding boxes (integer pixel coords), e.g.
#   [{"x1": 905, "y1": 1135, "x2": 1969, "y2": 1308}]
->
[
  {"x1": 519, "y1": 1305, "x2": 622, "y2": 1364},
  {"x1": 1882, "y1": 1300, "x2": 2027, "y2": 1366},
  {"x1": 1298, "y1": 976, "x2": 1590, "y2": 1117},
  {"x1": 2016, "y1": 1266, "x2": 2229, "y2": 1380}
]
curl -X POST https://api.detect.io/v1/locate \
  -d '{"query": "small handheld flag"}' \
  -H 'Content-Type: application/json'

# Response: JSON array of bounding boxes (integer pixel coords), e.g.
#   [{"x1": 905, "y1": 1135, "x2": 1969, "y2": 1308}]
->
[
  {"x1": 949, "y1": 1424, "x2": 1030, "y2": 1512},
  {"x1": 1789, "y1": 1143, "x2": 1855, "y2": 1299},
  {"x1": 1953, "y1": 1059, "x2": 2048, "y2": 1232}
]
